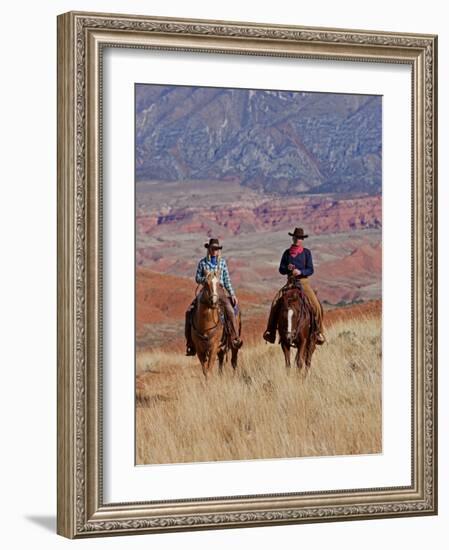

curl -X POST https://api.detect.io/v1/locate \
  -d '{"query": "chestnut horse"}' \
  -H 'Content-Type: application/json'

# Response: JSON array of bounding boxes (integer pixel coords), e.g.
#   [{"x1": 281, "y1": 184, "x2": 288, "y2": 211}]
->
[
  {"x1": 277, "y1": 277, "x2": 319, "y2": 372},
  {"x1": 191, "y1": 270, "x2": 241, "y2": 379}
]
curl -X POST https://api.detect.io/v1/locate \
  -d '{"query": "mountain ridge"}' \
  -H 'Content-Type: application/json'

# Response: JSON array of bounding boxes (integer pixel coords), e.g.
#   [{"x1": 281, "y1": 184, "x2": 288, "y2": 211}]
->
[{"x1": 136, "y1": 85, "x2": 382, "y2": 196}]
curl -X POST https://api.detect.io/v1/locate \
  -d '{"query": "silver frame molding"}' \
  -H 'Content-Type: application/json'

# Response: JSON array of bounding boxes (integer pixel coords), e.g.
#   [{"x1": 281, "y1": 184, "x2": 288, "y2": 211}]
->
[{"x1": 57, "y1": 11, "x2": 438, "y2": 538}]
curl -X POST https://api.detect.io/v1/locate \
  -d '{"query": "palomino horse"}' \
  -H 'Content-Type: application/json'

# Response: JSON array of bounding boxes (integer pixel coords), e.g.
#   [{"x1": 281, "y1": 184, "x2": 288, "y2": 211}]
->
[
  {"x1": 191, "y1": 270, "x2": 241, "y2": 379},
  {"x1": 277, "y1": 277, "x2": 320, "y2": 372}
]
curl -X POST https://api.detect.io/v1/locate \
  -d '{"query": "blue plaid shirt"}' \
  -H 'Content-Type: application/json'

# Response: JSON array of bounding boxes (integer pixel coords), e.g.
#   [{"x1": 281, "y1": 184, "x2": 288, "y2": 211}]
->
[{"x1": 195, "y1": 256, "x2": 235, "y2": 296}]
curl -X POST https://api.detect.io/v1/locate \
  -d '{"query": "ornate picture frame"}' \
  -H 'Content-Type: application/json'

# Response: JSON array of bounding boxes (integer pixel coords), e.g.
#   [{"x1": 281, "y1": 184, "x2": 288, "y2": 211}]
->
[{"x1": 57, "y1": 11, "x2": 437, "y2": 538}]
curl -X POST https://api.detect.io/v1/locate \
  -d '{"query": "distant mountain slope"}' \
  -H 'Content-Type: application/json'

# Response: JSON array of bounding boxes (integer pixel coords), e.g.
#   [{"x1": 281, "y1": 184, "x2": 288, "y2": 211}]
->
[{"x1": 136, "y1": 85, "x2": 382, "y2": 196}]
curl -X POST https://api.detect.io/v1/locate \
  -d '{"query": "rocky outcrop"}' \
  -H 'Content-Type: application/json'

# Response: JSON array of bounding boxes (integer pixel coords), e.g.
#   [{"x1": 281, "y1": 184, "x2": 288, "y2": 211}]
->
[{"x1": 136, "y1": 195, "x2": 382, "y2": 238}]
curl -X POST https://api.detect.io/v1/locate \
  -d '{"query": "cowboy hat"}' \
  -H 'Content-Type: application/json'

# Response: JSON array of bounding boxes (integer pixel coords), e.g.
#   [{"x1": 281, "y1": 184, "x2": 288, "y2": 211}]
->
[
  {"x1": 288, "y1": 227, "x2": 308, "y2": 239},
  {"x1": 204, "y1": 238, "x2": 223, "y2": 249}
]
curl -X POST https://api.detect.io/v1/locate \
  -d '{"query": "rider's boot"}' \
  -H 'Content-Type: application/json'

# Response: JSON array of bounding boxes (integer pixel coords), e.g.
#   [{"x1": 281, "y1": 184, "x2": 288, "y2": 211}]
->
[
  {"x1": 263, "y1": 329, "x2": 276, "y2": 344},
  {"x1": 263, "y1": 299, "x2": 279, "y2": 344},
  {"x1": 231, "y1": 337, "x2": 243, "y2": 349}
]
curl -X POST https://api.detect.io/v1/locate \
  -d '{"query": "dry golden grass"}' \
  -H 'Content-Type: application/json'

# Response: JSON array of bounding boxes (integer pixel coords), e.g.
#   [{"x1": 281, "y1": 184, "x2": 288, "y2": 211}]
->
[{"x1": 136, "y1": 313, "x2": 382, "y2": 465}]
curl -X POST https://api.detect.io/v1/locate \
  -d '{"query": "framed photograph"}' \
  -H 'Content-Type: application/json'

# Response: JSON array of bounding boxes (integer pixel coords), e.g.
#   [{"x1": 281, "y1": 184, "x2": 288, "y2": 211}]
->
[{"x1": 57, "y1": 11, "x2": 438, "y2": 538}]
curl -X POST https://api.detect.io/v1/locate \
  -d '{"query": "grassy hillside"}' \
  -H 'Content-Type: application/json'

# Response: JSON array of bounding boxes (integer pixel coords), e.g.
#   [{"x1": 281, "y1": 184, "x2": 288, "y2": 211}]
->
[{"x1": 136, "y1": 313, "x2": 382, "y2": 465}]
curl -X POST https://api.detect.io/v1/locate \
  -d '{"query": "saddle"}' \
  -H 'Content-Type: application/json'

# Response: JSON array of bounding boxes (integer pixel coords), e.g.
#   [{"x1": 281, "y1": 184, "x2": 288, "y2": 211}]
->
[
  {"x1": 271, "y1": 277, "x2": 304, "y2": 305},
  {"x1": 284, "y1": 276, "x2": 304, "y2": 291}
]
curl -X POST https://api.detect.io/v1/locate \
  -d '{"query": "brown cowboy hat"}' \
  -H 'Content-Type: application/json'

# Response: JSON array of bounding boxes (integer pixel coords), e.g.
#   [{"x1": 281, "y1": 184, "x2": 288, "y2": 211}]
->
[
  {"x1": 204, "y1": 238, "x2": 223, "y2": 250},
  {"x1": 288, "y1": 227, "x2": 308, "y2": 239}
]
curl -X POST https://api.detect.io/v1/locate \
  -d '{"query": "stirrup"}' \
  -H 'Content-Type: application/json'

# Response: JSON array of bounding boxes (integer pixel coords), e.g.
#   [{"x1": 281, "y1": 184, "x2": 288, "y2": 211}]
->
[{"x1": 185, "y1": 346, "x2": 196, "y2": 356}]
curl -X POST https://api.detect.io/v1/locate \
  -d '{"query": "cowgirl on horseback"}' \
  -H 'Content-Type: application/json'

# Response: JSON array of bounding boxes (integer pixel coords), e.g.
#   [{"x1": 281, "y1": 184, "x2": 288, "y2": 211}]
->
[{"x1": 185, "y1": 238, "x2": 242, "y2": 356}]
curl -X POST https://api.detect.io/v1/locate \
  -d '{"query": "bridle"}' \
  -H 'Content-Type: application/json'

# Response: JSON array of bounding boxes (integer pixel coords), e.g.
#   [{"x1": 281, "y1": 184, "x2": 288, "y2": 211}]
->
[
  {"x1": 281, "y1": 280, "x2": 310, "y2": 344},
  {"x1": 199, "y1": 270, "x2": 220, "y2": 309},
  {"x1": 192, "y1": 269, "x2": 223, "y2": 343}
]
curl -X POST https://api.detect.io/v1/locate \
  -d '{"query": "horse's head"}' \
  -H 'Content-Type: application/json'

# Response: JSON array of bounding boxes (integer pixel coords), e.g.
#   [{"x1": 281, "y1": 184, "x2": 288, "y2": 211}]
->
[
  {"x1": 283, "y1": 287, "x2": 301, "y2": 307},
  {"x1": 202, "y1": 269, "x2": 220, "y2": 308}
]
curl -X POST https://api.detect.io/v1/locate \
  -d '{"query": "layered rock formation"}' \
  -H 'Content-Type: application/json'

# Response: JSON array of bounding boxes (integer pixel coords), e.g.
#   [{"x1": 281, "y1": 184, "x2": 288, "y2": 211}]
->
[{"x1": 136, "y1": 194, "x2": 381, "y2": 239}]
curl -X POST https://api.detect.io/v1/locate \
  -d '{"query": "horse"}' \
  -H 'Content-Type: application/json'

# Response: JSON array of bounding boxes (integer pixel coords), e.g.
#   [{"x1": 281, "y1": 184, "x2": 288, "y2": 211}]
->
[
  {"x1": 277, "y1": 277, "x2": 319, "y2": 372},
  {"x1": 191, "y1": 269, "x2": 241, "y2": 379}
]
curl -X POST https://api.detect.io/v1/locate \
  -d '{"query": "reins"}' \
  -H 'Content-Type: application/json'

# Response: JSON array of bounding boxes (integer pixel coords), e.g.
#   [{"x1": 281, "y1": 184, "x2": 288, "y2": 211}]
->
[
  {"x1": 192, "y1": 281, "x2": 223, "y2": 343},
  {"x1": 191, "y1": 314, "x2": 222, "y2": 342}
]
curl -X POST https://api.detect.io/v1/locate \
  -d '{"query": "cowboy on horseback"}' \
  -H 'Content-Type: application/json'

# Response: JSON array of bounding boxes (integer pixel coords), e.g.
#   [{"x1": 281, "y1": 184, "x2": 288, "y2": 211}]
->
[
  {"x1": 263, "y1": 227, "x2": 325, "y2": 345},
  {"x1": 185, "y1": 238, "x2": 243, "y2": 356}
]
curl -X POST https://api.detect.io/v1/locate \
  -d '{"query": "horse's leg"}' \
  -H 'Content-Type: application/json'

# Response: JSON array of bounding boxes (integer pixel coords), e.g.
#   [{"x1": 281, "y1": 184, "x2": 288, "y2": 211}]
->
[
  {"x1": 231, "y1": 347, "x2": 238, "y2": 372},
  {"x1": 297, "y1": 337, "x2": 307, "y2": 370},
  {"x1": 231, "y1": 312, "x2": 240, "y2": 372},
  {"x1": 197, "y1": 347, "x2": 209, "y2": 379},
  {"x1": 281, "y1": 341, "x2": 291, "y2": 369},
  {"x1": 217, "y1": 348, "x2": 225, "y2": 376},
  {"x1": 305, "y1": 337, "x2": 316, "y2": 374},
  {"x1": 206, "y1": 343, "x2": 219, "y2": 377}
]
